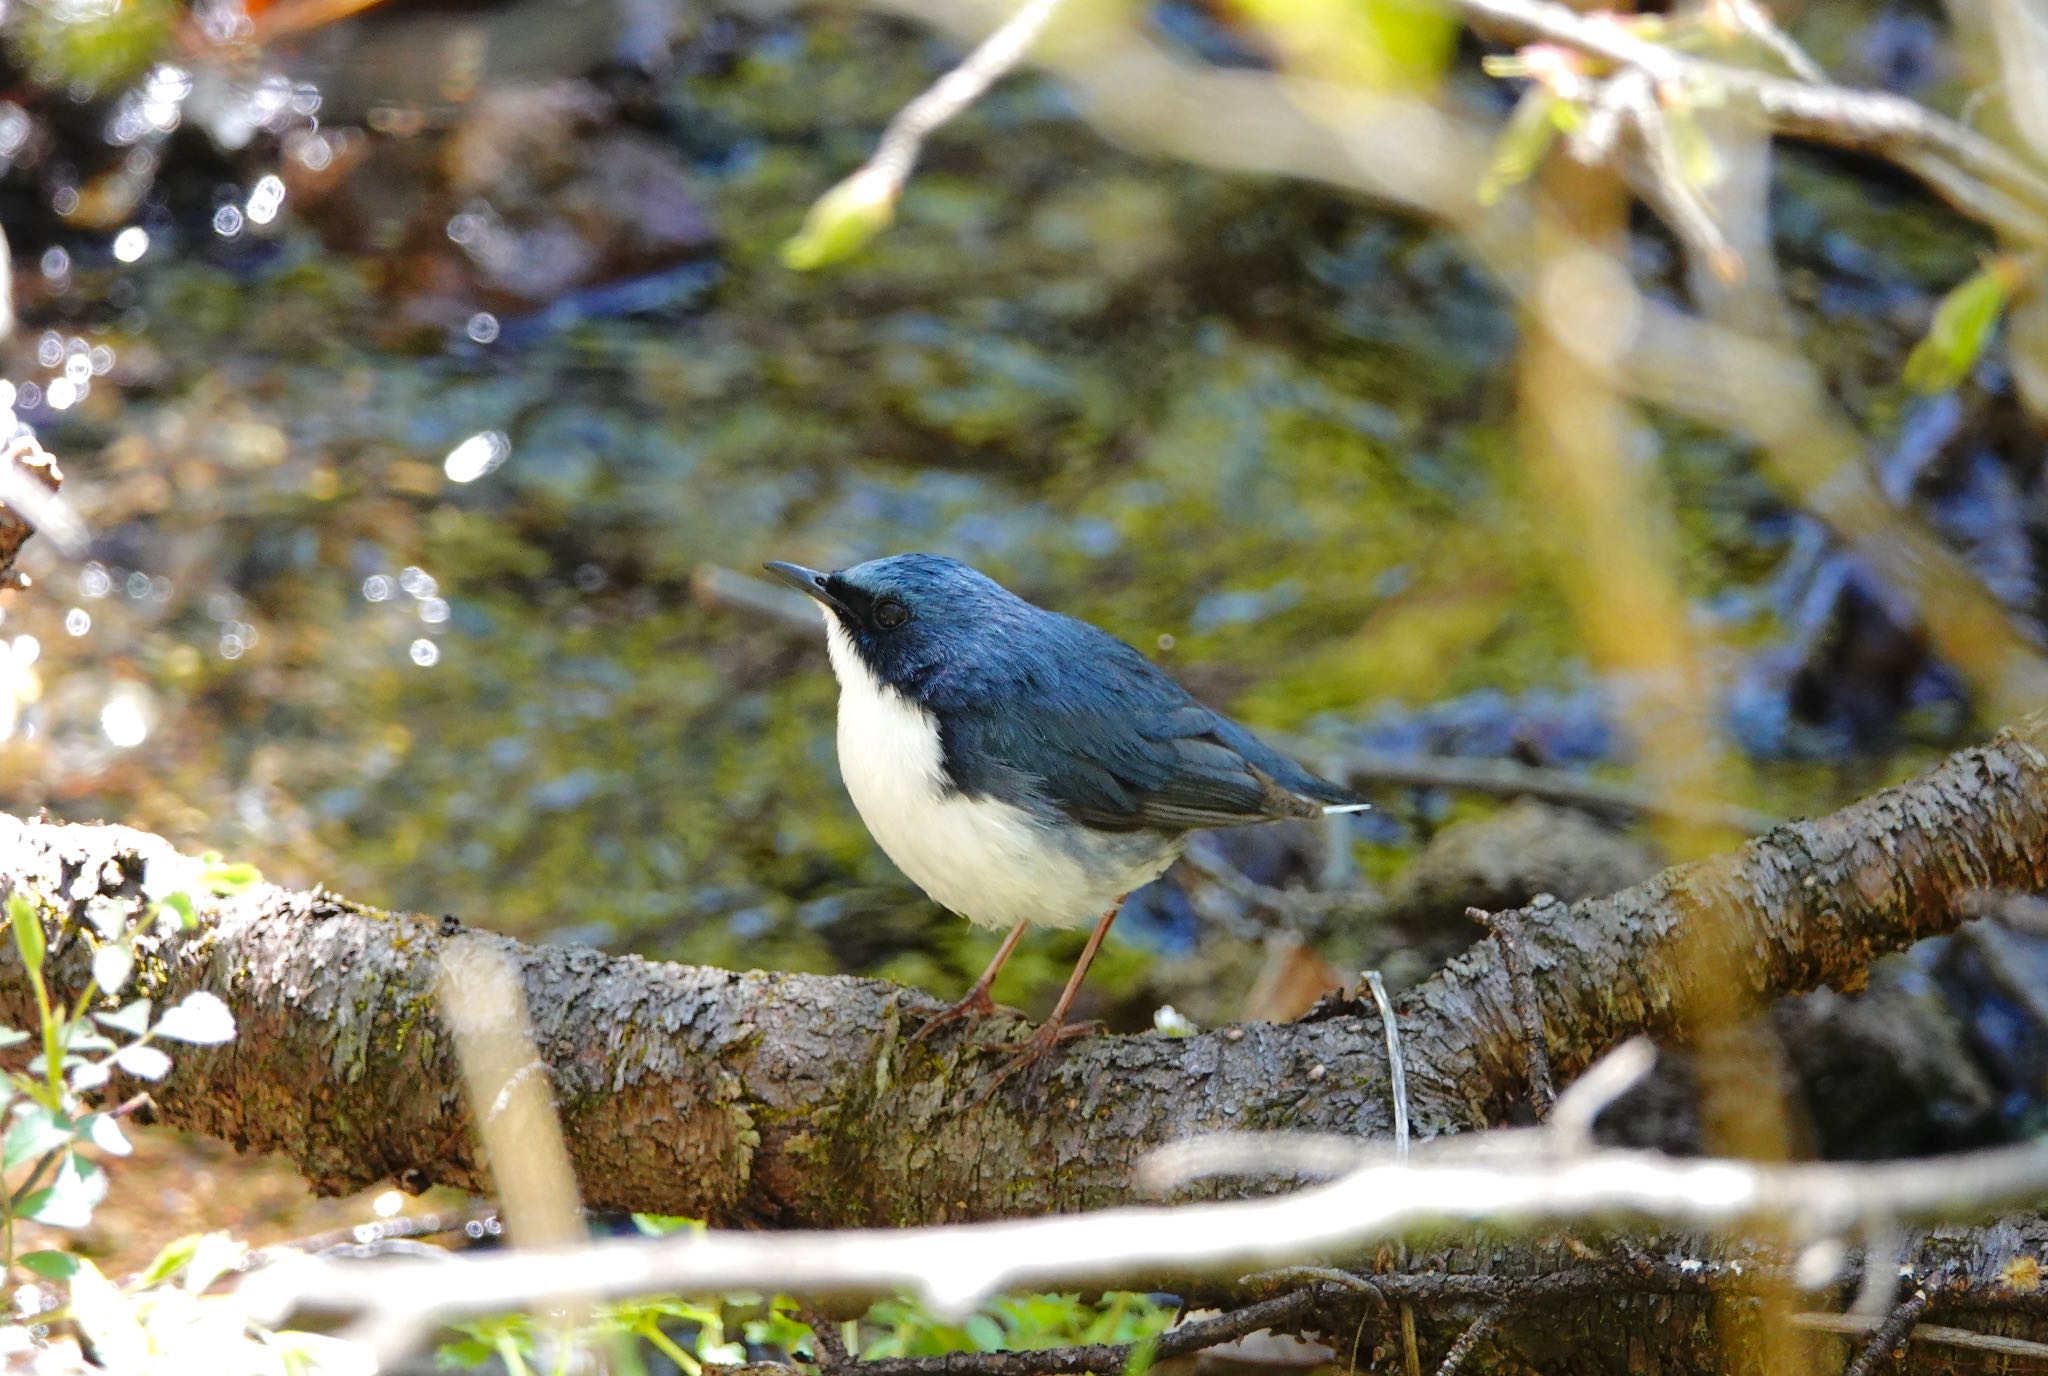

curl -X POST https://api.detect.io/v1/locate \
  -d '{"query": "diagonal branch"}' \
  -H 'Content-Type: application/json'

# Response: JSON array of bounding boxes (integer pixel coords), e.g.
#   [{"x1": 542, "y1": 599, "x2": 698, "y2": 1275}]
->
[{"x1": 0, "y1": 715, "x2": 2043, "y2": 1228}]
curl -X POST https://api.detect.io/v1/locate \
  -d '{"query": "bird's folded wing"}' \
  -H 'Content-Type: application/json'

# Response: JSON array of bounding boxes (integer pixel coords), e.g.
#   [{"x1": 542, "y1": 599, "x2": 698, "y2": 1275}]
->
[{"x1": 944, "y1": 697, "x2": 1331, "y2": 832}]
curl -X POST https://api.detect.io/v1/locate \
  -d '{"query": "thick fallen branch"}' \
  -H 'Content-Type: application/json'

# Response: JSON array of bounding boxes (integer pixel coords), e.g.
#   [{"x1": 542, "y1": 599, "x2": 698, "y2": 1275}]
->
[{"x1": 0, "y1": 715, "x2": 2044, "y2": 1225}]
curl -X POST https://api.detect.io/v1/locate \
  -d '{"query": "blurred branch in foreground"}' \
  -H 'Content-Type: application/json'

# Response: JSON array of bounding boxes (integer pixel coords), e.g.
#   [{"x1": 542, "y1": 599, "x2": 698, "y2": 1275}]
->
[
  {"x1": 0, "y1": 716, "x2": 2042, "y2": 1226},
  {"x1": 233, "y1": 1072, "x2": 2048, "y2": 1363}
]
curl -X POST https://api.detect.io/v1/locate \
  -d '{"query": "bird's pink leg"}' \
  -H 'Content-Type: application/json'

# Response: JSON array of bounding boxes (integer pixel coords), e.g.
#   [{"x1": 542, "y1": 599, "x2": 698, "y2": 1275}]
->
[
  {"x1": 906, "y1": 918, "x2": 1031, "y2": 1048},
  {"x1": 976, "y1": 896, "x2": 1125, "y2": 1100}
]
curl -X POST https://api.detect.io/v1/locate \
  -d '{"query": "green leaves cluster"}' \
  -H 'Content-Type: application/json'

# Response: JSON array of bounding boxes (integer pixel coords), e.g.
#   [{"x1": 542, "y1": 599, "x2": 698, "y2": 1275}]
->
[
  {"x1": 0, "y1": 872, "x2": 275, "y2": 1365},
  {"x1": 438, "y1": 1283, "x2": 1176, "y2": 1374}
]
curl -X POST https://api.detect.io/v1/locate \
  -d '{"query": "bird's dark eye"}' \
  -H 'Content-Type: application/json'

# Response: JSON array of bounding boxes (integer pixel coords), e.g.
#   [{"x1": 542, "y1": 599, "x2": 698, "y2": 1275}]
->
[{"x1": 874, "y1": 598, "x2": 910, "y2": 630}]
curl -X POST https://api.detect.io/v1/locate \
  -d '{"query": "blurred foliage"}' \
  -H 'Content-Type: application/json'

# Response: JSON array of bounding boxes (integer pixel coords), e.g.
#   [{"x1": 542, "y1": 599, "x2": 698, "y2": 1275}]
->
[{"x1": 438, "y1": 1286, "x2": 1175, "y2": 1374}]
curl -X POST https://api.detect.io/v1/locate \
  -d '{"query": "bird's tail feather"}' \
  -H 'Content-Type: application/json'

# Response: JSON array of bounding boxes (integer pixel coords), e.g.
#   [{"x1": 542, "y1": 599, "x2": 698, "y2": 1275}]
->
[{"x1": 1321, "y1": 802, "x2": 1372, "y2": 815}]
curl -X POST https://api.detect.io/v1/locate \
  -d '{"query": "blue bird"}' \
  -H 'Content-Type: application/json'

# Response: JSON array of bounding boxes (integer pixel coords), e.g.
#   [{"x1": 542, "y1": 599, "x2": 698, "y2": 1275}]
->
[{"x1": 764, "y1": 554, "x2": 1366, "y2": 1084}]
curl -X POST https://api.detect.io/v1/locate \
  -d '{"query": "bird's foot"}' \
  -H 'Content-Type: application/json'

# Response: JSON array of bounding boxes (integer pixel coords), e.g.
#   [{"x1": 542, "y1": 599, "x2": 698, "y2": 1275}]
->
[
  {"x1": 971, "y1": 1018, "x2": 1104, "y2": 1105},
  {"x1": 906, "y1": 983, "x2": 1011, "y2": 1050}
]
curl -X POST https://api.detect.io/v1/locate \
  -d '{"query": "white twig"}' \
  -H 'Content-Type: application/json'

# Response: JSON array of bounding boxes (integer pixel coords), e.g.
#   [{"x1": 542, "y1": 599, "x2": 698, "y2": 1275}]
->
[
  {"x1": 1548, "y1": 1037, "x2": 1657, "y2": 1152},
  {"x1": 1787, "y1": 1312, "x2": 2048, "y2": 1361},
  {"x1": 1365, "y1": 971, "x2": 1409, "y2": 1160},
  {"x1": 239, "y1": 1134, "x2": 2048, "y2": 1362},
  {"x1": 861, "y1": 0, "x2": 1068, "y2": 199}
]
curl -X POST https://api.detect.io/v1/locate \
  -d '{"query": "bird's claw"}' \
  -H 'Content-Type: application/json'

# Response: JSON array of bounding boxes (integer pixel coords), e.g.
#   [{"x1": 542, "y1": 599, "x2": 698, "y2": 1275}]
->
[
  {"x1": 906, "y1": 984, "x2": 1010, "y2": 1049},
  {"x1": 970, "y1": 1018, "x2": 1103, "y2": 1105}
]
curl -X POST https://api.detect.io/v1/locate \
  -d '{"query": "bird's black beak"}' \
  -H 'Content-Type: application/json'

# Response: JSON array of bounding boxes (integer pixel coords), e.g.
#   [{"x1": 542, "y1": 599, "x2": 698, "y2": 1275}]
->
[{"x1": 763, "y1": 561, "x2": 850, "y2": 618}]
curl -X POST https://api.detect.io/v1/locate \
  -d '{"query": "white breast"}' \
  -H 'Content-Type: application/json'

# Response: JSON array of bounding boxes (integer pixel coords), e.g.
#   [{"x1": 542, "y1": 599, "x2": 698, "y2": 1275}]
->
[{"x1": 823, "y1": 617, "x2": 1177, "y2": 930}]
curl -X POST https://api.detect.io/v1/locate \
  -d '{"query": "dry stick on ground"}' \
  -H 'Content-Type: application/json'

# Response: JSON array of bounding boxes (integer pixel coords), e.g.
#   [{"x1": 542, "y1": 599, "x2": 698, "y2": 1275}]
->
[
  {"x1": 1, "y1": 715, "x2": 2046, "y2": 1224},
  {"x1": 1434, "y1": 1299, "x2": 1514, "y2": 1376},
  {"x1": 1845, "y1": 1286, "x2": 1934, "y2": 1376}
]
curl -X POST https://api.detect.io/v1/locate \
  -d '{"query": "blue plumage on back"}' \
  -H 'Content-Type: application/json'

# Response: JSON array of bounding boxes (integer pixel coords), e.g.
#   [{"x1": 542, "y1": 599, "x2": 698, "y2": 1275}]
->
[{"x1": 820, "y1": 553, "x2": 1359, "y2": 833}]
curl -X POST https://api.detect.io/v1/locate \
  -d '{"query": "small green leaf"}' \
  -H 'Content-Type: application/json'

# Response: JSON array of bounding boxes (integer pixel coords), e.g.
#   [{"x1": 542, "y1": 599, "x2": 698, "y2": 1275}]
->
[
  {"x1": 1906, "y1": 263, "x2": 2016, "y2": 392},
  {"x1": 1478, "y1": 89, "x2": 1563, "y2": 206},
  {"x1": 25, "y1": 1154, "x2": 107, "y2": 1228},
  {"x1": 781, "y1": 168, "x2": 897, "y2": 271},
  {"x1": 200, "y1": 857, "x2": 261, "y2": 895},
  {"x1": 157, "y1": 891, "x2": 195, "y2": 929},
  {"x1": 8, "y1": 895, "x2": 43, "y2": 976},
  {"x1": 95, "y1": 999, "x2": 152, "y2": 1037},
  {"x1": 629, "y1": 1212, "x2": 702, "y2": 1237},
  {"x1": 139, "y1": 1233, "x2": 203, "y2": 1286},
  {"x1": 0, "y1": 1027, "x2": 31, "y2": 1049},
  {"x1": 964, "y1": 1314, "x2": 1006, "y2": 1352},
  {"x1": 17, "y1": 1250, "x2": 79, "y2": 1280},
  {"x1": 4, "y1": 1105, "x2": 74, "y2": 1170}
]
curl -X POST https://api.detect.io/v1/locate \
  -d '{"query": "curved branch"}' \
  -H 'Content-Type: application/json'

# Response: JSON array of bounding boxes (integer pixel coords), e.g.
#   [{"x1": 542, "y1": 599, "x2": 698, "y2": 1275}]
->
[{"x1": 0, "y1": 714, "x2": 2044, "y2": 1225}]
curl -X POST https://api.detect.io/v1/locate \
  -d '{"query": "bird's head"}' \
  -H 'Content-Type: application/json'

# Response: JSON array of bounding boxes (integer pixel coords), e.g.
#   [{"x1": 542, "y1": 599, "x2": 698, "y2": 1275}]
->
[{"x1": 764, "y1": 553, "x2": 1021, "y2": 694}]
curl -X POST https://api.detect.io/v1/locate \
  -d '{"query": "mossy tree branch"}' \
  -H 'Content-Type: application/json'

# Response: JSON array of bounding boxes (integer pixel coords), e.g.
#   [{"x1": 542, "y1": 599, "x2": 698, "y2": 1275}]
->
[{"x1": 0, "y1": 713, "x2": 2044, "y2": 1226}]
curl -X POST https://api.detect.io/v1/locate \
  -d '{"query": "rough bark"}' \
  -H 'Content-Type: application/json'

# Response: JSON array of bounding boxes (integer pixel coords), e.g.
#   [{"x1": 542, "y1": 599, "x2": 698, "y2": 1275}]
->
[{"x1": 0, "y1": 714, "x2": 2044, "y2": 1226}]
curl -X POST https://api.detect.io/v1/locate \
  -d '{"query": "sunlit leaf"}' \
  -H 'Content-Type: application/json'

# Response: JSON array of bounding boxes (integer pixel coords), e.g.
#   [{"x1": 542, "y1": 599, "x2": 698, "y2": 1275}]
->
[
  {"x1": 1478, "y1": 88, "x2": 1562, "y2": 205},
  {"x1": 91, "y1": 944, "x2": 133, "y2": 998},
  {"x1": 629, "y1": 1212, "x2": 703, "y2": 1237},
  {"x1": 95, "y1": 1000, "x2": 151, "y2": 1037},
  {"x1": 67, "y1": 1259, "x2": 148, "y2": 1372},
  {"x1": 4, "y1": 1105, "x2": 74, "y2": 1169},
  {"x1": 112, "y1": 1043, "x2": 171, "y2": 1079},
  {"x1": 69, "y1": 1060, "x2": 111, "y2": 1093},
  {"x1": 154, "y1": 991, "x2": 236, "y2": 1044},
  {"x1": 0, "y1": 1027, "x2": 31, "y2": 1049},
  {"x1": 180, "y1": 1230, "x2": 247, "y2": 1294},
  {"x1": 139, "y1": 1233, "x2": 202, "y2": 1286},
  {"x1": 782, "y1": 169, "x2": 897, "y2": 272},
  {"x1": 200, "y1": 856, "x2": 262, "y2": 895},
  {"x1": 157, "y1": 891, "x2": 195, "y2": 929},
  {"x1": 25, "y1": 1153, "x2": 107, "y2": 1228},
  {"x1": 61, "y1": 1023, "x2": 115, "y2": 1054},
  {"x1": 1905, "y1": 262, "x2": 2018, "y2": 392},
  {"x1": 83, "y1": 1112, "x2": 132, "y2": 1157}
]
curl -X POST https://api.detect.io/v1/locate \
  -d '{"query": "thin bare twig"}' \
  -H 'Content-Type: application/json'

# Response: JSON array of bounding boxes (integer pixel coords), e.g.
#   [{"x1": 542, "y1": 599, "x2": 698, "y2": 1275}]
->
[
  {"x1": 860, "y1": 0, "x2": 1068, "y2": 201},
  {"x1": 1455, "y1": 0, "x2": 2048, "y2": 239},
  {"x1": 1469, "y1": 906, "x2": 1557, "y2": 1119},
  {"x1": 1313, "y1": 746, "x2": 1777, "y2": 834},
  {"x1": 1714, "y1": 0, "x2": 1825, "y2": 83},
  {"x1": 1365, "y1": 971, "x2": 1411, "y2": 1160},
  {"x1": 1843, "y1": 1286, "x2": 1932, "y2": 1376},
  {"x1": 1789, "y1": 1312, "x2": 2048, "y2": 1363},
  {"x1": 798, "y1": 1303, "x2": 854, "y2": 1371},
  {"x1": 1434, "y1": 1299, "x2": 1515, "y2": 1376}
]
